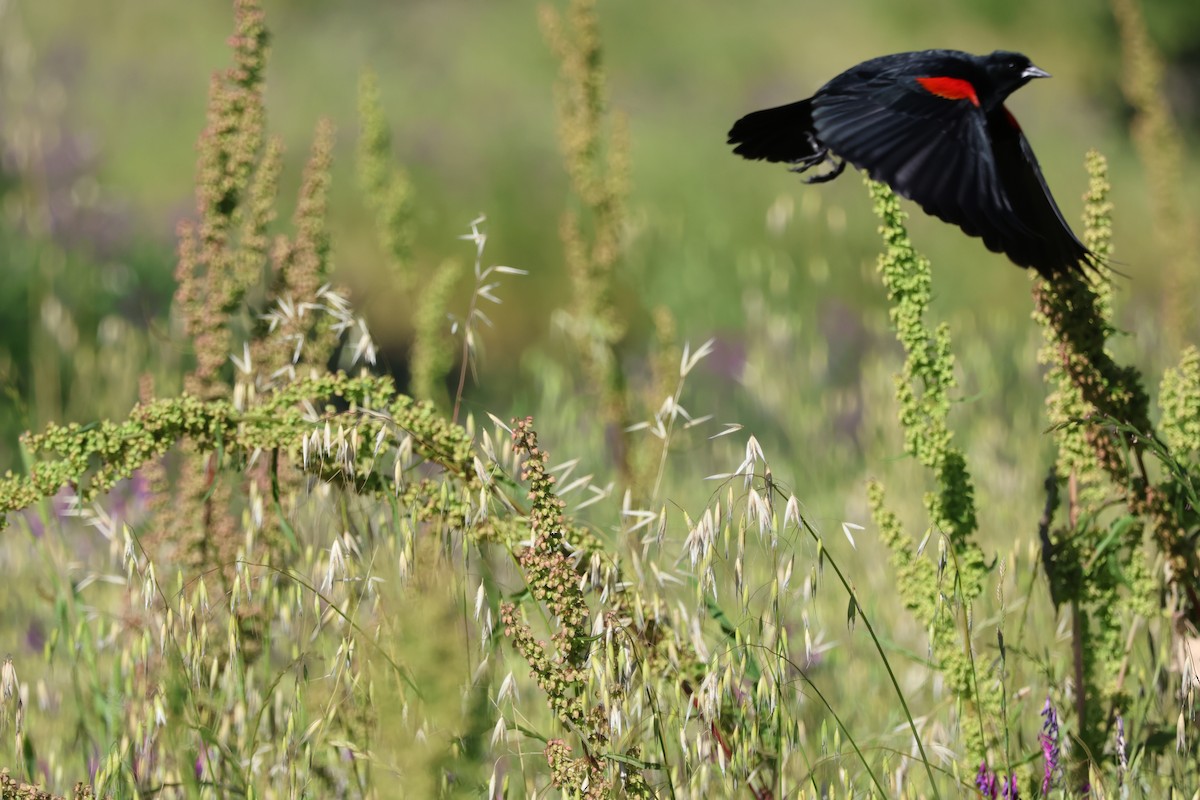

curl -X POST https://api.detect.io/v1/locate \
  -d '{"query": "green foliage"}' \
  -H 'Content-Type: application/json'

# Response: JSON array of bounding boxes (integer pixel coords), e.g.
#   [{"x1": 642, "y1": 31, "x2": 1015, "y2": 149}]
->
[
  {"x1": 1031, "y1": 150, "x2": 1199, "y2": 612},
  {"x1": 1040, "y1": 152, "x2": 1117, "y2": 515},
  {"x1": 0, "y1": 373, "x2": 475, "y2": 527},
  {"x1": 357, "y1": 69, "x2": 417, "y2": 295},
  {"x1": 867, "y1": 180, "x2": 982, "y2": 554},
  {"x1": 1030, "y1": 151, "x2": 1144, "y2": 772},
  {"x1": 1112, "y1": 0, "x2": 1199, "y2": 346},
  {"x1": 1160, "y1": 346, "x2": 1200, "y2": 459},
  {"x1": 410, "y1": 259, "x2": 463, "y2": 408},
  {"x1": 1029, "y1": 149, "x2": 1200, "y2": 789},
  {"x1": 540, "y1": 0, "x2": 633, "y2": 477},
  {"x1": 865, "y1": 179, "x2": 995, "y2": 764},
  {"x1": 357, "y1": 68, "x2": 463, "y2": 410},
  {"x1": 500, "y1": 418, "x2": 651, "y2": 798},
  {"x1": 175, "y1": 0, "x2": 273, "y2": 400}
]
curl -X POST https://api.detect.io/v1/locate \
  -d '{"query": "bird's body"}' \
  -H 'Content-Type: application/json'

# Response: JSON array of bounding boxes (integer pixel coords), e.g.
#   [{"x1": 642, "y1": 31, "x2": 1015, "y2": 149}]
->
[{"x1": 728, "y1": 49, "x2": 1094, "y2": 277}]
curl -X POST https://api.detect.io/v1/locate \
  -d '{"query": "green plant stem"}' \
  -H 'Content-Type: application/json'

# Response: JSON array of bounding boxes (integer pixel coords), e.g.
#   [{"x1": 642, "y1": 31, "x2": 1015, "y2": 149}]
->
[{"x1": 785, "y1": 506, "x2": 942, "y2": 798}]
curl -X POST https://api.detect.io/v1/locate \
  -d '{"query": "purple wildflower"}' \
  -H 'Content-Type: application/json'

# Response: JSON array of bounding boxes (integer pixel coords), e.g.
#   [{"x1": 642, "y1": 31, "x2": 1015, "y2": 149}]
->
[
  {"x1": 977, "y1": 761, "x2": 1021, "y2": 799},
  {"x1": 25, "y1": 620, "x2": 45, "y2": 653},
  {"x1": 1040, "y1": 696, "x2": 1060, "y2": 795},
  {"x1": 106, "y1": 470, "x2": 151, "y2": 527},
  {"x1": 976, "y1": 761, "x2": 998, "y2": 798},
  {"x1": 196, "y1": 744, "x2": 218, "y2": 781}
]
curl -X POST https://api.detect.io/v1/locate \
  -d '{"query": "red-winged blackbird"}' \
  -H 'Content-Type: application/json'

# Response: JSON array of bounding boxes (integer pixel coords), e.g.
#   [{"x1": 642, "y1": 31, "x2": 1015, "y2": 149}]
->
[{"x1": 728, "y1": 50, "x2": 1095, "y2": 277}]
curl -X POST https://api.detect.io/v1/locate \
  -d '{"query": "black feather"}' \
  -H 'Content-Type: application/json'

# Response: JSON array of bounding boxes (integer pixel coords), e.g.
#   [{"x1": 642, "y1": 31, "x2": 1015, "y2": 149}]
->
[{"x1": 728, "y1": 49, "x2": 1099, "y2": 277}]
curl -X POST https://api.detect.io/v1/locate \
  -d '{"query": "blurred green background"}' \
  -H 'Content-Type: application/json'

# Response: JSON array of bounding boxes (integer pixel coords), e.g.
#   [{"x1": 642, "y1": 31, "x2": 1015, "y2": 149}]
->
[
  {"x1": 1, "y1": 0, "x2": 1197, "y2": 470},
  {"x1": 1, "y1": 1, "x2": 1199, "y2": 792}
]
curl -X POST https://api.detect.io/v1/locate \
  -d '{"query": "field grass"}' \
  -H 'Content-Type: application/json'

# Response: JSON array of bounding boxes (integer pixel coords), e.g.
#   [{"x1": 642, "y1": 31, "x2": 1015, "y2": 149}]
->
[{"x1": 0, "y1": 0, "x2": 1198, "y2": 797}]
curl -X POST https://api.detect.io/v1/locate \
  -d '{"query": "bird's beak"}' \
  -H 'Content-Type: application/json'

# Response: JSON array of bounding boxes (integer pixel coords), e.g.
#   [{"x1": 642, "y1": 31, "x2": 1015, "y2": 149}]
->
[{"x1": 1022, "y1": 64, "x2": 1051, "y2": 79}]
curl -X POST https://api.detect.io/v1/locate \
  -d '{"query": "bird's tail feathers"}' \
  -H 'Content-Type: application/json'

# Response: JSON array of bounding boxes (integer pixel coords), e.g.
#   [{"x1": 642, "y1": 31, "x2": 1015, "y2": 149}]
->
[{"x1": 728, "y1": 99, "x2": 819, "y2": 164}]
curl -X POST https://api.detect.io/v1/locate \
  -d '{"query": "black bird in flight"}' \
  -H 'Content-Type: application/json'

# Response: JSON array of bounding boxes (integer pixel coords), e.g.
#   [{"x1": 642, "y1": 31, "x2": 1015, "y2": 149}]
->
[{"x1": 728, "y1": 49, "x2": 1095, "y2": 278}]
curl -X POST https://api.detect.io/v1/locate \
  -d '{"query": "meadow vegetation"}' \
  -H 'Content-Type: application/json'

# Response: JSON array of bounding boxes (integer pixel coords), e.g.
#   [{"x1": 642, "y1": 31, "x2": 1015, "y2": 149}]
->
[{"x1": 0, "y1": 0, "x2": 1198, "y2": 797}]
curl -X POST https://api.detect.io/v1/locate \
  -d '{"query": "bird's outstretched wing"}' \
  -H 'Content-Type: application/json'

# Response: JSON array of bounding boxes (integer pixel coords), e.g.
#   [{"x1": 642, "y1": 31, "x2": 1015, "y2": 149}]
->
[
  {"x1": 812, "y1": 74, "x2": 1092, "y2": 276},
  {"x1": 985, "y1": 108, "x2": 1094, "y2": 276}
]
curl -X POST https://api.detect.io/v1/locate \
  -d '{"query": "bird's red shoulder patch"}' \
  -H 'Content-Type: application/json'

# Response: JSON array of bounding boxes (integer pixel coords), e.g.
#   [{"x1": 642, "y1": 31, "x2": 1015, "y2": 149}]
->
[{"x1": 916, "y1": 76, "x2": 980, "y2": 107}]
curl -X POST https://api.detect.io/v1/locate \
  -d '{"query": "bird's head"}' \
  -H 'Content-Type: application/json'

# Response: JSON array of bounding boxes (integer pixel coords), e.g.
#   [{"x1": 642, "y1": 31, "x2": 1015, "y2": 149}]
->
[{"x1": 982, "y1": 50, "x2": 1050, "y2": 99}]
